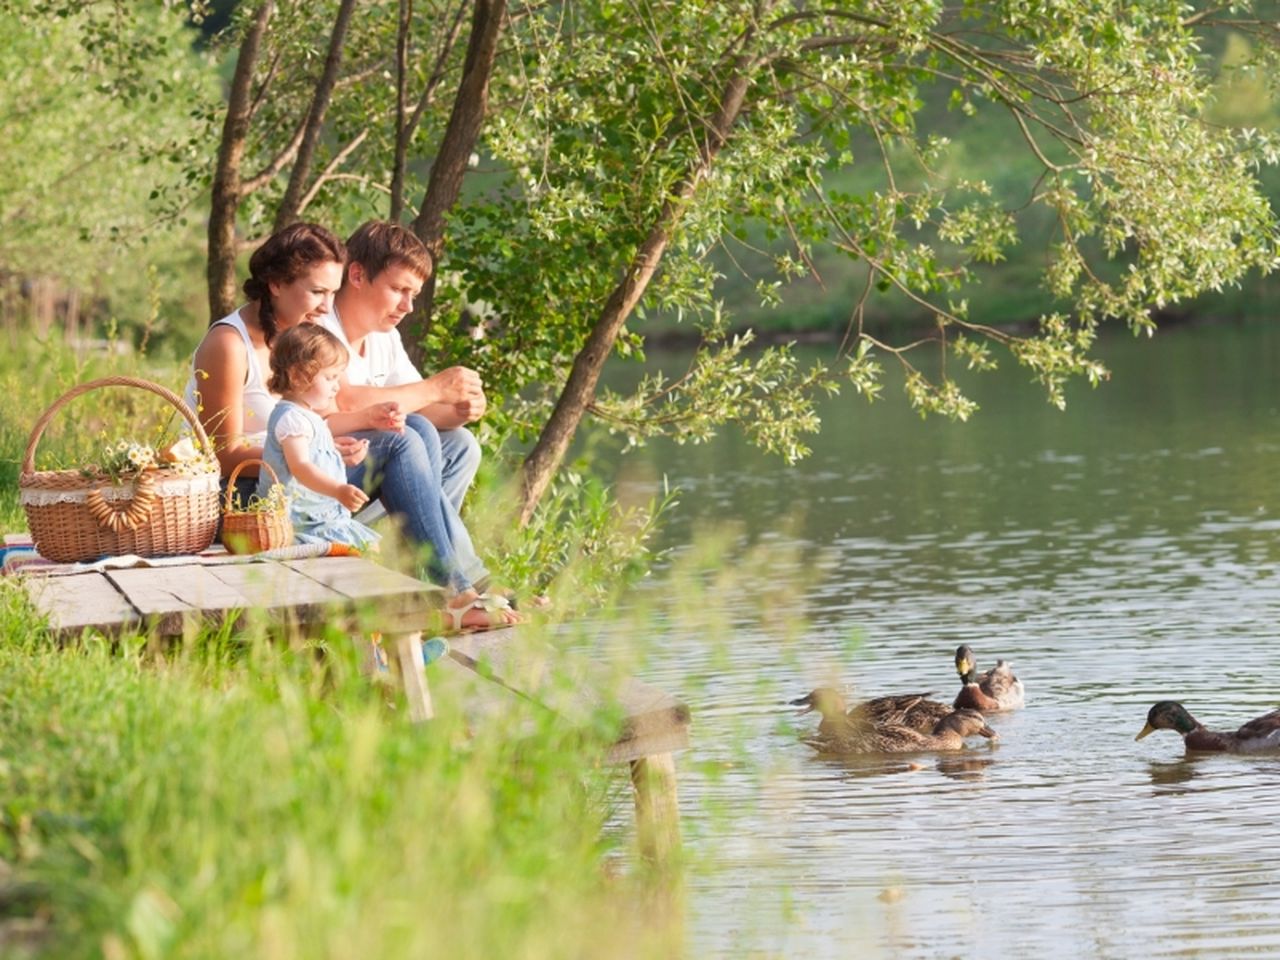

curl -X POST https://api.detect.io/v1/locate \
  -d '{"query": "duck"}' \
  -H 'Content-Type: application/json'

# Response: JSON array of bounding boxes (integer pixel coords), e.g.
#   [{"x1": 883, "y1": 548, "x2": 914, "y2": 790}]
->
[
  {"x1": 791, "y1": 686, "x2": 951, "y2": 739},
  {"x1": 804, "y1": 707, "x2": 999, "y2": 756},
  {"x1": 1135, "y1": 701, "x2": 1280, "y2": 754},
  {"x1": 953, "y1": 645, "x2": 1025, "y2": 712}
]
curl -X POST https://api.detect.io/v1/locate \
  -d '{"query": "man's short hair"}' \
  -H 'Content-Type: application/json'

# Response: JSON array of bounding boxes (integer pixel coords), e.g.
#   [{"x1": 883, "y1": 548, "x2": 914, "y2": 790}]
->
[{"x1": 345, "y1": 221, "x2": 433, "y2": 282}]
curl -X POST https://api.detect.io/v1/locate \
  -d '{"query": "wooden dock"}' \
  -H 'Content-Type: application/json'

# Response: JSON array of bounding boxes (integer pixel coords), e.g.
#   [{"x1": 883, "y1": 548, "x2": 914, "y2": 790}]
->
[{"x1": 15, "y1": 553, "x2": 690, "y2": 861}]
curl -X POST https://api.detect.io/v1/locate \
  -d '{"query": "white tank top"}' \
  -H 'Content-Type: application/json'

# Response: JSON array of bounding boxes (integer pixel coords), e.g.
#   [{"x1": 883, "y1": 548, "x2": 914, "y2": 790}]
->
[{"x1": 184, "y1": 308, "x2": 276, "y2": 448}]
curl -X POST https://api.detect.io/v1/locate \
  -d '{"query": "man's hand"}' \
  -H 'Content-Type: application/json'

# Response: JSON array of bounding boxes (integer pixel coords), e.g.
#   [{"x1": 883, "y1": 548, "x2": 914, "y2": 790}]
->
[
  {"x1": 367, "y1": 401, "x2": 406, "y2": 433},
  {"x1": 429, "y1": 366, "x2": 486, "y2": 423},
  {"x1": 453, "y1": 390, "x2": 486, "y2": 423},
  {"x1": 336, "y1": 483, "x2": 370, "y2": 512},
  {"x1": 335, "y1": 436, "x2": 369, "y2": 466}
]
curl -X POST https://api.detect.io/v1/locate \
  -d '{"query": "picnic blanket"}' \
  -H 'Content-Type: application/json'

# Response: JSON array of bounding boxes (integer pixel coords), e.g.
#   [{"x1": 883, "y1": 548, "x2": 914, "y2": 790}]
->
[{"x1": 1, "y1": 534, "x2": 359, "y2": 578}]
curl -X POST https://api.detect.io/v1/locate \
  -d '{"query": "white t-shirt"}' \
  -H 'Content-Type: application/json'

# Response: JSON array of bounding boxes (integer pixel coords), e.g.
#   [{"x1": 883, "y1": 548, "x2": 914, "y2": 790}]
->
[{"x1": 322, "y1": 310, "x2": 421, "y2": 388}]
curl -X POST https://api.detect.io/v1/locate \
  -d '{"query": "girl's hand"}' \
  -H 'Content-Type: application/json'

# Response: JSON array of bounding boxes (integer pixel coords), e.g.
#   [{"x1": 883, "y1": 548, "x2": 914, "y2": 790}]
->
[
  {"x1": 336, "y1": 483, "x2": 370, "y2": 512},
  {"x1": 368, "y1": 401, "x2": 405, "y2": 433},
  {"x1": 335, "y1": 436, "x2": 369, "y2": 466}
]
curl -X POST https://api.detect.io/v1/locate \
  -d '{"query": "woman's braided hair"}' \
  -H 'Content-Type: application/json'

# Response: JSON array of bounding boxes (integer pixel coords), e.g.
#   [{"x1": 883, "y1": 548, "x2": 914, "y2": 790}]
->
[{"x1": 239, "y1": 223, "x2": 346, "y2": 345}]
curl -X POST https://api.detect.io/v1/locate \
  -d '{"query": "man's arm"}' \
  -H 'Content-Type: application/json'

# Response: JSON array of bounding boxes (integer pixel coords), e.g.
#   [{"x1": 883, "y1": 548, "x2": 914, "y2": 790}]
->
[{"x1": 336, "y1": 366, "x2": 485, "y2": 428}]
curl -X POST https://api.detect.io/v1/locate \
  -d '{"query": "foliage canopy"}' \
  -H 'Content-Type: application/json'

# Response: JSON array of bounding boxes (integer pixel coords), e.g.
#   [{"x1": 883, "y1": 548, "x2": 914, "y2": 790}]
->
[{"x1": 5, "y1": 0, "x2": 1280, "y2": 513}]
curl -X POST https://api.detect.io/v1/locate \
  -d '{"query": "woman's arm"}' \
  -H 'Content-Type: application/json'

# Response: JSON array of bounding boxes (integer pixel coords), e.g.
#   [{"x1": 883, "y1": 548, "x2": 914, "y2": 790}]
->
[{"x1": 191, "y1": 326, "x2": 265, "y2": 474}]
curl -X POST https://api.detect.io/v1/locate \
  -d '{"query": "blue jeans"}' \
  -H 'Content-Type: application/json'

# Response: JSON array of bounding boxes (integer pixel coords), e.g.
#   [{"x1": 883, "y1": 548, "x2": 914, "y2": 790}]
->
[
  {"x1": 345, "y1": 425, "x2": 488, "y2": 592},
  {"x1": 399, "y1": 416, "x2": 486, "y2": 585},
  {"x1": 402, "y1": 415, "x2": 482, "y2": 513}
]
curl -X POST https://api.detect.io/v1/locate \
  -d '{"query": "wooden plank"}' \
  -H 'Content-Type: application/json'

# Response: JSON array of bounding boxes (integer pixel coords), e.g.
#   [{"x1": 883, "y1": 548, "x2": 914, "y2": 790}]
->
[
  {"x1": 21, "y1": 572, "x2": 139, "y2": 636},
  {"x1": 284, "y1": 556, "x2": 441, "y2": 603},
  {"x1": 607, "y1": 718, "x2": 691, "y2": 764},
  {"x1": 105, "y1": 565, "x2": 257, "y2": 635},
  {"x1": 448, "y1": 627, "x2": 690, "y2": 760},
  {"x1": 284, "y1": 556, "x2": 440, "y2": 632},
  {"x1": 201, "y1": 561, "x2": 343, "y2": 628}
]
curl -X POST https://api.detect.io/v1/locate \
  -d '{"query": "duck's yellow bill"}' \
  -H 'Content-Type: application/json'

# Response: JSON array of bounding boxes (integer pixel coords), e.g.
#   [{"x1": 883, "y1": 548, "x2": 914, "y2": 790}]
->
[
  {"x1": 1135, "y1": 722, "x2": 1156, "y2": 741},
  {"x1": 956, "y1": 660, "x2": 971, "y2": 676}
]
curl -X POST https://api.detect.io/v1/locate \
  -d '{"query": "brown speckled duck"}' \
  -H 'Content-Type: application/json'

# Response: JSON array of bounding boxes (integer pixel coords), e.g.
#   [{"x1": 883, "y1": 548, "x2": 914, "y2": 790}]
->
[
  {"x1": 953, "y1": 645, "x2": 1025, "y2": 712},
  {"x1": 1135, "y1": 701, "x2": 1280, "y2": 754},
  {"x1": 806, "y1": 707, "x2": 998, "y2": 756},
  {"x1": 791, "y1": 687, "x2": 951, "y2": 738},
  {"x1": 792, "y1": 687, "x2": 997, "y2": 755}
]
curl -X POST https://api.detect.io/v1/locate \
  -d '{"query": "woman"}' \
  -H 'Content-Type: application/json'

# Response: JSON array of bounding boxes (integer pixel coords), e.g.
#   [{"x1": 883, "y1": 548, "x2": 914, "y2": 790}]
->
[{"x1": 185, "y1": 222, "x2": 519, "y2": 630}]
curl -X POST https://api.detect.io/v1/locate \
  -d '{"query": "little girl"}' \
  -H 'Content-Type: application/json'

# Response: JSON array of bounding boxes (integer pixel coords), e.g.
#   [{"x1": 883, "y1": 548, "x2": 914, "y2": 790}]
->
[{"x1": 259, "y1": 324, "x2": 379, "y2": 549}]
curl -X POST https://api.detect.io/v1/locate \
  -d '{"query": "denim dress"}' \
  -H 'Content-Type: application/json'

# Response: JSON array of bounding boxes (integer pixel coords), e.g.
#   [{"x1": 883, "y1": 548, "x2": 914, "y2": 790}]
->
[{"x1": 259, "y1": 401, "x2": 380, "y2": 550}]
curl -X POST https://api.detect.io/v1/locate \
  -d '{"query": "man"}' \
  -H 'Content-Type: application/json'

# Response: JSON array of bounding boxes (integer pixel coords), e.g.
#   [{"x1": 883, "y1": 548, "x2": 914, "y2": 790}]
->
[
  {"x1": 325, "y1": 220, "x2": 485, "y2": 511},
  {"x1": 325, "y1": 219, "x2": 491, "y2": 590}
]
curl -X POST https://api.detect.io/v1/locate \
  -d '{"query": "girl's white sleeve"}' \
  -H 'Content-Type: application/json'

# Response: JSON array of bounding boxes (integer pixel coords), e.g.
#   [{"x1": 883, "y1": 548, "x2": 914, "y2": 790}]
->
[{"x1": 272, "y1": 407, "x2": 315, "y2": 442}]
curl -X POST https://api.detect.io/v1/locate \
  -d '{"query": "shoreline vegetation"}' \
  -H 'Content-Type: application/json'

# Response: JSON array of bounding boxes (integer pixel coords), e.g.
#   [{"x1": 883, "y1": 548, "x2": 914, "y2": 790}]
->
[{"x1": 0, "y1": 335, "x2": 688, "y2": 960}]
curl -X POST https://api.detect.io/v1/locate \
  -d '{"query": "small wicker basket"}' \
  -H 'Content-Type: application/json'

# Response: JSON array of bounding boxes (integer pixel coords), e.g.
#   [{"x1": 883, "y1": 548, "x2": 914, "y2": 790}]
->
[
  {"x1": 20, "y1": 376, "x2": 221, "y2": 563},
  {"x1": 220, "y1": 459, "x2": 294, "y2": 555}
]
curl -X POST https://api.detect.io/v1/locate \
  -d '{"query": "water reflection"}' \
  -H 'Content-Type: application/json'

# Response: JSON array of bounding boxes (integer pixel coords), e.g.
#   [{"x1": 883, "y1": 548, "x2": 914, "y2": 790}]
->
[
  {"x1": 935, "y1": 754, "x2": 995, "y2": 783},
  {"x1": 596, "y1": 322, "x2": 1280, "y2": 958},
  {"x1": 1147, "y1": 759, "x2": 1201, "y2": 794},
  {"x1": 812, "y1": 752, "x2": 997, "y2": 784}
]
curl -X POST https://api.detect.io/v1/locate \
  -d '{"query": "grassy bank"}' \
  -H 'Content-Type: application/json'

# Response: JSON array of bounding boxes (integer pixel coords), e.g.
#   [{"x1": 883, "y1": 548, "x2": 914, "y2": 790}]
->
[{"x1": 0, "y1": 336, "x2": 683, "y2": 959}]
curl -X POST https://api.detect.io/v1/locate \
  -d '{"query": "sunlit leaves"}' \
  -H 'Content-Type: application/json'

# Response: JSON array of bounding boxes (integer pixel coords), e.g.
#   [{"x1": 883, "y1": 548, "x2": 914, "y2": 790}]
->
[{"x1": 590, "y1": 329, "x2": 840, "y2": 464}]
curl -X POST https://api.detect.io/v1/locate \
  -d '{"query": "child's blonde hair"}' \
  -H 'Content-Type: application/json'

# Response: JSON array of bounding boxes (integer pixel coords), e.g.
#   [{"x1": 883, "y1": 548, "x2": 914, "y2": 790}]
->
[{"x1": 267, "y1": 323, "x2": 348, "y2": 394}]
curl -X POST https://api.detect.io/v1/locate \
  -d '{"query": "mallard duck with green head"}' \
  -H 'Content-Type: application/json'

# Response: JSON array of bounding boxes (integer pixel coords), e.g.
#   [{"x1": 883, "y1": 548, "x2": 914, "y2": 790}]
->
[
  {"x1": 1135, "y1": 701, "x2": 1280, "y2": 754},
  {"x1": 791, "y1": 686, "x2": 951, "y2": 738},
  {"x1": 804, "y1": 707, "x2": 999, "y2": 756},
  {"x1": 954, "y1": 645, "x2": 1025, "y2": 712}
]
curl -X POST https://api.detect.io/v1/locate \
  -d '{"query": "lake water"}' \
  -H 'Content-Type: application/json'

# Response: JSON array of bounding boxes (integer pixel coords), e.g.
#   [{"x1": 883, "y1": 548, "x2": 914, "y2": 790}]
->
[{"x1": 596, "y1": 320, "x2": 1280, "y2": 958}]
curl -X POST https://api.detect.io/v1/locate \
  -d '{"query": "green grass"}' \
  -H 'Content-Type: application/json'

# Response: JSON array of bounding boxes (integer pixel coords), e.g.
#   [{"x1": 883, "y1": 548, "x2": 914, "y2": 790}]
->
[
  {"x1": 0, "y1": 603, "x2": 680, "y2": 959},
  {"x1": 0, "y1": 334, "x2": 685, "y2": 959}
]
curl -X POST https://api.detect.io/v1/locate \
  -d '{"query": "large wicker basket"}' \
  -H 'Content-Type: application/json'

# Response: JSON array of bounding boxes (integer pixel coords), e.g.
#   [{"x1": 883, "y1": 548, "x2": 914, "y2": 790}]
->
[
  {"x1": 19, "y1": 376, "x2": 221, "y2": 563},
  {"x1": 221, "y1": 459, "x2": 294, "y2": 555}
]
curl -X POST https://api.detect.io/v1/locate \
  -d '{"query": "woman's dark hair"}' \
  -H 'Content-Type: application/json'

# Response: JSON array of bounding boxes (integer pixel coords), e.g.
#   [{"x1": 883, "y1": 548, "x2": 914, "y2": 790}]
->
[{"x1": 239, "y1": 223, "x2": 346, "y2": 345}]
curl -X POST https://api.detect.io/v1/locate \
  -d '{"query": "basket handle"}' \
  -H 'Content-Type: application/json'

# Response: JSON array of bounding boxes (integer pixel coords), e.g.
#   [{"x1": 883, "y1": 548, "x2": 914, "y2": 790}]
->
[
  {"x1": 22, "y1": 375, "x2": 213, "y2": 475},
  {"x1": 225, "y1": 458, "x2": 282, "y2": 511}
]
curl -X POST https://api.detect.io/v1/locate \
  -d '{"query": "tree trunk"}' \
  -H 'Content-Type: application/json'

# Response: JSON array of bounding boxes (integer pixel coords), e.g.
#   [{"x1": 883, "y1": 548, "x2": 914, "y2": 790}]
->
[
  {"x1": 405, "y1": 0, "x2": 507, "y2": 369},
  {"x1": 390, "y1": 0, "x2": 467, "y2": 221},
  {"x1": 273, "y1": 0, "x2": 358, "y2": 231},
  {"x1": 390, "y1": 0, "x2": 413, "y2": 221},
  {"x1": 207, "y1": 1, "x2": 275, "y2": 322},
  {"x1": 516, "y1": 67, "x2": 756, "y2": 525}
]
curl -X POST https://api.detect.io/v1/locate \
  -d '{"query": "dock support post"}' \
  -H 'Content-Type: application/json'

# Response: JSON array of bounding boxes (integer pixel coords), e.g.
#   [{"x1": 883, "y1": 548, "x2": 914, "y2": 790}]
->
[
  {"x1": 392, "y1": 630, "x2": 434, "y2": 722},
  {"x1": 630, "y1": 752, "x2": 680, "y2": 863}
]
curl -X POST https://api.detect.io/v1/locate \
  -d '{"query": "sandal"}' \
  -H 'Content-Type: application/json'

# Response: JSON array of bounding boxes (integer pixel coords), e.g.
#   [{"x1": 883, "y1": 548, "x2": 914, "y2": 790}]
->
[
  {"x1": 470, "y1": 576, "x2": 551, "y2": 612},
  {"x1": 476, "y1": 589, "x2": 552, "y2": 612},
  {"x1": 443, "y1": 592, "x2": 525, "y2": 633}
]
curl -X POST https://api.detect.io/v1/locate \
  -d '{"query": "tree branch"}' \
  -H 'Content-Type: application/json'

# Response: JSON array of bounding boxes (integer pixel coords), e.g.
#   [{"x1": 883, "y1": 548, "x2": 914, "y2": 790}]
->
[
  {"x1": 297, "y1": 128, "x2": 372, "y2": 215},
  {"x1": 275, "y1": 0, "x2": 359, "y2": 230},
  {"x1": 240, "y1": 113, "x2": 307, "y2": 195}
]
